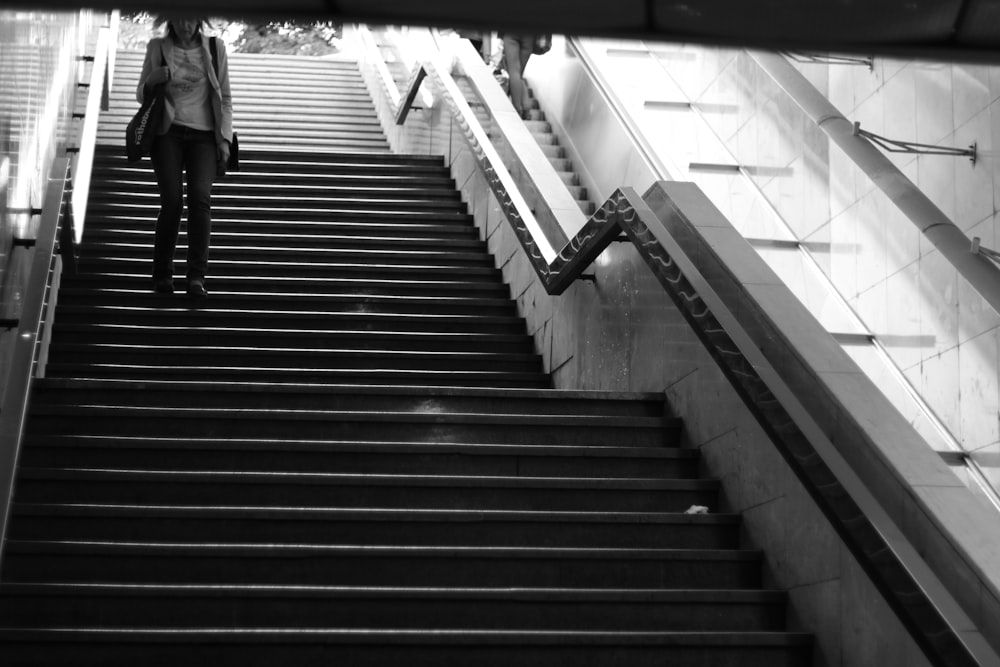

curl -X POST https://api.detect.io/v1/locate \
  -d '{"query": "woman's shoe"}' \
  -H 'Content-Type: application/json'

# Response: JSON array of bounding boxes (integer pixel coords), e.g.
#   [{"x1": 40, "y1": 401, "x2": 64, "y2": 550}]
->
[
  {"x1": 152, "y1": 278, "x2": 174, "y2": 294},
  {"x1": 187, "y1": 279, "x2": 208, "y2": 298}
]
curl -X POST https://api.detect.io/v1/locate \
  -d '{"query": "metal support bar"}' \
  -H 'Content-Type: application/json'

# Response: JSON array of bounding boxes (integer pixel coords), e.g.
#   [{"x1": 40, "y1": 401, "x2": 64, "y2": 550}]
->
[
  {"x1": 972, "y1": 236, "x2": 1000, "y2": 265},
  {"x1": 6, "y1": 207, "x2": 42, "y2": 216},
  {"x1": 395, "y1": 65, "x2": 427, "y2": 125},
  {"x1": 785, "y1": 51, "x2": 874, "y2": 70},
  {"x1": 854, "y1": 122, "x2": 977, "y2": 163}
]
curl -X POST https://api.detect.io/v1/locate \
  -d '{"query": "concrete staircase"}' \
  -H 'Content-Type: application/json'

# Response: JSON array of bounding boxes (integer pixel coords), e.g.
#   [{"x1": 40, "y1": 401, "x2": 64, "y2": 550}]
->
[{"x1": 0, "y1": 47, "x2": 812, "y2": 665}]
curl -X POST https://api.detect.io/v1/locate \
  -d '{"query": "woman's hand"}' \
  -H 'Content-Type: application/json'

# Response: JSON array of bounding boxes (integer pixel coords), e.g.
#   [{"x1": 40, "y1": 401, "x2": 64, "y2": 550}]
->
[
  {"x1": 216, "y1": 140, "x2": 231, "y2": 177},
  {"x1": 145, "y1": 66, "x2": 170, "y2": 86}
]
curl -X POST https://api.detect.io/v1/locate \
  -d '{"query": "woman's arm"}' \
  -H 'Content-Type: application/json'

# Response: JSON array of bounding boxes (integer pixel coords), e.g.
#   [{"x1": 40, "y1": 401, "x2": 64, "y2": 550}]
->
[
  {"x1": 216, "y1": 39, "x2": 234, "y2": 144},
  {"x1": 136, "y1": 38, "x2": 169, "y2": 103}
]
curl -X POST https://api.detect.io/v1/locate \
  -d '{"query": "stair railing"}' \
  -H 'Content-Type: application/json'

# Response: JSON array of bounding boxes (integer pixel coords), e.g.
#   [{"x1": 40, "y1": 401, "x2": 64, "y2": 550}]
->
[
  {"x1": 369, "y1": 28, "x2": 1000, "y2": 667},
  {"x1": 0, "y1": 157, "x2": 71, "y2": 571}
]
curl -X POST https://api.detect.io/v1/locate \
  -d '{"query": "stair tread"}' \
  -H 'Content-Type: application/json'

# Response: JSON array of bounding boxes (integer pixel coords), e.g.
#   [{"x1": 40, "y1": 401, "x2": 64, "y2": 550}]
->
[
  {"x1": 18, "y1": 468, "x2": 708, "y2": 490},
  {"x1": 6, "y1": 540, "x2": 761, "y2": 560},
  {"x1": 0, "y1": 581, "x2": 778, "y2": 600},
  {"x1": 31, "y1": 378, "x2": 665, "y2": 401},
  {"x1": 59, "y1": 290, "x2": 506, "y2": 304},
  {"x1": 0, "y1": 627, "x2": 811, "y2": 645},
  {"x1": 52, "y1": 305, "x2": 524, "y2": 320},
  {"x1": 25, "y1": 434, "x2": 688, "y2": 458},
  {"x1": 14, "y1": 503, "x2": 733, "y2": 523},
  {"x1": 31, "y1": 405, "x2": 674, "y2": 426}
]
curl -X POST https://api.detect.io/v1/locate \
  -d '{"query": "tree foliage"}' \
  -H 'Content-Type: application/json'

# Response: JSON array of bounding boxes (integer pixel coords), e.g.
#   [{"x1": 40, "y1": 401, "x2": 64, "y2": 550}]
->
[
  {"x1": 234, "y1": 22, "x2": 342, "y2": 56},
  {"x1": 116, "y1": 14, "x2": 342, "y2": 56}
]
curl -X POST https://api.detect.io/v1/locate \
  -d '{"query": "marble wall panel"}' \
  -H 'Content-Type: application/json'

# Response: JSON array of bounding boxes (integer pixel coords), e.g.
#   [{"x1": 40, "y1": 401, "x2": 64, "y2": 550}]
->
[
  {"x1": 959, "y1": 328, "x2": 1000, "y2": 453},
  {"x1": 918, "y1": 248, "x2": 960, "y2": 354},
  {"x1": 913, "y1": 61, "x2": 956, "y2": 145},
  {"x1": 953, "y1": 108, "x2": 993, "y2": 232}
]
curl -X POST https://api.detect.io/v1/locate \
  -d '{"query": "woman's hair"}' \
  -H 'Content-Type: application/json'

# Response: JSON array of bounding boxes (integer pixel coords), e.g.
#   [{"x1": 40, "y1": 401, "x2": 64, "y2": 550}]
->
[{"x1": 153, "y1": 15, "x2": 210, "y2": 40}]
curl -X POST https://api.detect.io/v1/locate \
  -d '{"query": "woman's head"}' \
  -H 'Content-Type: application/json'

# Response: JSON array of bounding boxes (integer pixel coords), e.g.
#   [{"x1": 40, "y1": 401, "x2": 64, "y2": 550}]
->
[{"x1": 154, "y1": 15, "x2": 208, "y2": 42}]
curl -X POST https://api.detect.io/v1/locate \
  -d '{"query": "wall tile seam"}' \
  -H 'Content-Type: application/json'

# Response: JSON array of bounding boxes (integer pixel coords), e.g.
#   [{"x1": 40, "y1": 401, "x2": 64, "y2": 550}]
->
[
  {"x1": 692, "y1": 425, "x2": 740, "y2": 448},
  {"x1": 661, "y1": 367, "x2": 700, "y2": 393},
  {"x1": 549, "y1": 354, "x2": 574, "y2": 374},
  {"x1": 969, "y1": 439, "x2": 1000, "y2": 453},
  {"x1": 785, "y1": 575, "x2": 845, "y2": 589},
  {"x1": 732, "y1": 495, "x2": 788, "y2": 514}
]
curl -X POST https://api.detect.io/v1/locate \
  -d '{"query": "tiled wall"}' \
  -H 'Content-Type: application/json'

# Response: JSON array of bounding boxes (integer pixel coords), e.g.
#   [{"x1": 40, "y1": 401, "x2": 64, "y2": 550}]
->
[
  {"x1": 533, "y1": 38, "x2": 1000, "y2": 496},
  {"x1": 794, "y1": 55, "x2": 1000, "y2": 489},
  {"x1": 0, "y1": 10, "x2": 101, "y2": 404}
]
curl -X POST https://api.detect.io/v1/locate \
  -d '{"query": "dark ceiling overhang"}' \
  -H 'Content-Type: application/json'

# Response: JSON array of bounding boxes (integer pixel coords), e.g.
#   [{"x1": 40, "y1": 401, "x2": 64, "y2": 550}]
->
[{"x1": 8, "y1": 0, "x2": 1000, "y2": 61}]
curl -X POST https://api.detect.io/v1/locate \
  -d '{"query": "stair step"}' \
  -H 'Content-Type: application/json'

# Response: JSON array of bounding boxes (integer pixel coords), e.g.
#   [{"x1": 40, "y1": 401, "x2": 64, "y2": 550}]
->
[
  {"x1": 9, "y1": 504, "x2": 735, "y2": 548},
  {"x1": 28, "y1": 379, "x2": 667, "y2": 416},
  {"x1": 14, "y1": 467, "x2": 713, "y2": 511},
  {"x1": 28, "y1": 405, "x2": 675, "y2": 445},
  {"x1": 50, "y1": 304, "x2": 533, "y2": 332},
  {"x1": 91, "y1": 181, "x2": 462, "y2": 200},
  {"x1": 50, "y1": 344, "x2": 541, "y2": 373},
  {"x1": 44, "y1": 324, "x2": 533, "y2": 352},
  {"x1": 2, "y1": 540, "x2": 763, "y2": 588},
  {"x1": 86, "y1": 204, "x2": 472, "y2": 223},
  {"x1": 82, "y1": 214, "x2": 478, "y2": 233},
  {"x1": 91, "y1": 180, "x2": 463, "y2": 198},
  {"x1": 55, "y1": 290, "x2": 516, "y2": 315},
  {"x1": 0, "y1": 627, "x2": 811, "y2": 667},
  {"x1": 42, "y1": 366, "x2": 551, "y2": 387},
  {"x1": 63, "y1": 274, "x2": 503, "y2": 295},
  {"x1": 88, "y1": 195, "x2": 469, "y2": 214},
  {"x1": 93, "y1": 144, "x2": 445, "y2": 167},
  {"x1": 0, "y1": 582, "x2": 782, "y2": 631},
  {"x1": 21, "y1": 434, "x2": 694, "y2": 477}
]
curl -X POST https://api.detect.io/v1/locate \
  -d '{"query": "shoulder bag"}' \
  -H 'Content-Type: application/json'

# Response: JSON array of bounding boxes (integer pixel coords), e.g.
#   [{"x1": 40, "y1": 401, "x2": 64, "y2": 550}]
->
[
  {"x1": 125, "y1": 43, "x2": 166, "y2": 162},
  {"x1": 209, "y1": 36, "x2": 239, "y2": 172}
]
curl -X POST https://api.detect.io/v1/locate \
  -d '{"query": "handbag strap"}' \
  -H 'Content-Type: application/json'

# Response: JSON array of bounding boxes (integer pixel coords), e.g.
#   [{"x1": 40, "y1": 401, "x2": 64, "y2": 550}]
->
[{"x1": 209, "y1": 36, "x2": 219, "y2": 78}]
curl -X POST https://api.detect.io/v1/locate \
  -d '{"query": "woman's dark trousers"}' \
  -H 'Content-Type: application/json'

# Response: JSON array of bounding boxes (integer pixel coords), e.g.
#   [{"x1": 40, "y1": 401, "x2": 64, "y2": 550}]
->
[{"x1": 150, "y1": 124, "x2": 216, "y2": 284}]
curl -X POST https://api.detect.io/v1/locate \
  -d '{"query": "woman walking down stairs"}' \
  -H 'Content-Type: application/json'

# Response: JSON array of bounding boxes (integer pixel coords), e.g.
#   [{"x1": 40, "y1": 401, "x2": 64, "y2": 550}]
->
[{"x1": 0, "y1": 48, "x2": 812, "y2": 665}]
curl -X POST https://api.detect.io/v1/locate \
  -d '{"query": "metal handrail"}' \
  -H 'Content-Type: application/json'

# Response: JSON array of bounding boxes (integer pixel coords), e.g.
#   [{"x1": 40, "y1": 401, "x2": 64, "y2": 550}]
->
[
  {"x1": 0, "y1": 157, "x2": 70, "y2": 570},
  {"x1": 354, "y1": 25, "x2": 557, "y2": 263},
  {"x1": 383, "y1": 37, "x2": 1000, "y2": 667}
]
